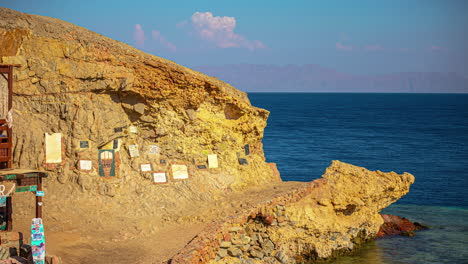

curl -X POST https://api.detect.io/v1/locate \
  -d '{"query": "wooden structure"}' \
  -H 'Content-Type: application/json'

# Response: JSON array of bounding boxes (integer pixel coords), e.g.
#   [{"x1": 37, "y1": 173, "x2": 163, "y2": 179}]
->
[
  {"x1": 0, "y1": 169, "x2": 47, "y2": 231},
  {"x1": 0, "y1": 65, "x2": 14, "y2": 170},
  {"x1": 0, "y1": 64, "x2": 48, "y2": 231}
]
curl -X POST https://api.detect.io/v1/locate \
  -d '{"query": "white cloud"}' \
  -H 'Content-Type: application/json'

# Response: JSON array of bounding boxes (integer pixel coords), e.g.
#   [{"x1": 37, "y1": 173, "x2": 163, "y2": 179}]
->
[
  {"x1": 336, "y1": 42, "x2": 353, "y2": 51},
  {"x1": 152, "y1": 30, "x2": 177, "y2": 52},
  {"x1": 190, "y1": 12, "x2": 266, "y2": 50},
  {"x1": 133, "y1": 24, "x2": 146, "y2": 48}
]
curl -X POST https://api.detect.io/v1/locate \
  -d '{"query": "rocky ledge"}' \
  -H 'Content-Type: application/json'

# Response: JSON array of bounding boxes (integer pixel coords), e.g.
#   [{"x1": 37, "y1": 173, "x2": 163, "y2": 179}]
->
[{"x1": 170, "y1": 160, "x2": 417, "y2": 264}]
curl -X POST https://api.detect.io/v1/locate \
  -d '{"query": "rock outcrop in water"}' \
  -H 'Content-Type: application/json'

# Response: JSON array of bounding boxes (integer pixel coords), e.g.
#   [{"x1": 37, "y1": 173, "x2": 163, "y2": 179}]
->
[
  {"x1": 0, "y1": 8, "x2": 416, "y2": 264},
  {"x1": 171, "y1": 161, "x2": 415, "y2": 263}
]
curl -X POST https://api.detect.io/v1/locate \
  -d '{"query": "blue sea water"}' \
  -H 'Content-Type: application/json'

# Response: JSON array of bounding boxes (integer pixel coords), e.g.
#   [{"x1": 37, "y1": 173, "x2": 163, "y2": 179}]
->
[{"x1": 248, "y1": 93, "x2": 468, "y2": 264}]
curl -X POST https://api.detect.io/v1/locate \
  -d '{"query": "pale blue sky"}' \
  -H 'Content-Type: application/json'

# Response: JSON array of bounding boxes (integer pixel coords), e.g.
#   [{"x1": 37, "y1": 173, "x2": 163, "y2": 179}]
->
[{"x1": 2, "y1": 0, "x2": 467, "y2": 75}]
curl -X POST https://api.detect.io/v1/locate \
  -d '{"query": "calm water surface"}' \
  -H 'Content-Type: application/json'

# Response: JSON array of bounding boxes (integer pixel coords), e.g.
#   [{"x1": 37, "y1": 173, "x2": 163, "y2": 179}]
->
[{"x1": 249, "y1": 93, "x2": 468, "y2": 264}]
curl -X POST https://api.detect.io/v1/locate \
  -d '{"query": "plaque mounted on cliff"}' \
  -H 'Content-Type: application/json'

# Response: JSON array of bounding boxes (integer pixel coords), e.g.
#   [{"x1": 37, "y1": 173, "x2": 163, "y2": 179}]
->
[
  {"x1": 208, "y1": 154, "x2": 218, "y2": 168},
  {"x1": 244, "y1": 144, "x2": 250, "y2": 156},
  {"x1": 128, "y1": 145, "x2": 140, "y2": 158},
  {"x1": 113, "y1": 139, "x2": 120, "y2": 150},
  {"x1": 45, "y1": 133, "x2": 62, "y2": 163},
  {"x1": 114, "y1": 126, "x2": 125, "y2": 133},
  {"x1": 239, "y1": 158, "x2": 248, "y2": 165},
  {"x1": 79, "y1": 160, "x2": 92, "y2": 171},
  {"x1": 98, "y1": 150, "x2": 116, "y2": 177},
  {"x1": 79, "y1": 140, "x2": 89, "y2": 149},
  {"x1": 197, "y1": 164, "x2": 207, "y2": 170},
  {"x1": 171, "y1": 164, "x2": 189, "y2": 180},
  {"x1": 148, "y1": 145, "x2": 160, "y2": 155},
  {"x1": 152, "y1": 172, "x2": 167, "y2": 184},
  {"x1": 140, "y1": 163, "x2": 152, "y2": 172},
  {"x1": 128, "y1": 125, "x2": 138, "y2": 134}
]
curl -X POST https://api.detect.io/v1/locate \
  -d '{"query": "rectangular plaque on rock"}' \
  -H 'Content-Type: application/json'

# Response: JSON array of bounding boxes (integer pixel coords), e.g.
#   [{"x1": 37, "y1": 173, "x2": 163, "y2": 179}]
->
[
  {"x1": 140, "y1": 163, "x2": 152, "y2": 172},
  {"x1": 149, "y1": 145, "x2": 160, "y2": 155},
  {"x1": 197, "y1": 164, "x2": 207, "y2": 169},
  {"x1": 79, "y1": 140, "x2": 89, "y2": 149},
  {"x1": 208, "y1": 154, "x2": 218, "y2": 168},
  {"x1": 114, "y1": 126, "x2": 125, "y2": 133},
  {"x1": 152, "y1": 172, "x2": 167, "y2": 184},
  {"x1": 171, "y1": 164, "x2": 189, "y2": 180},
  {"x1": 244, "y1": 144, "x2": 250, "y2": 155},
  {"x1": 79, "y1": 160, "x2": 92, "y2": 171},
  {"x1": 128, "y1": 145, "x2": 139, "y2": 158},
  {"x1": 45, "y1": 133, "x2": 62, "y2": 163},
  {"x1": 239, "y1": 158, "x2": 248, "y2": 165}
]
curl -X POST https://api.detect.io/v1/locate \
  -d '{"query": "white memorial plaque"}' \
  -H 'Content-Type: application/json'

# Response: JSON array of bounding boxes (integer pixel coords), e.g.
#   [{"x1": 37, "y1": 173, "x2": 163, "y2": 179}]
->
[
  {"x1": 171, "y1": 164, "x2": 189, "y2": 180},
  {"x1": 148, "y1": 145, "x2": 160, "y2": 155},
  {"x1": 79, "y1": 160, "x2": 92, "y2": 171},
  {"x1": 45, "y1": 133, "x2": 62, "y2": 163},
  {"x1": 128, "y1": 144, "x2": 140, "y2": 157},
  {"x1": 208, "y1": 154, "x2": 218, "y2": 168},
  {"x1": 128, "y1": 125, "x2": 138, "y2": 133},
  {"x1": 140, "y1": 163, "x2": 152, "y2": 172},
  {"x1": 152, "y1": 172, "x2": 167, "y2": 183}
]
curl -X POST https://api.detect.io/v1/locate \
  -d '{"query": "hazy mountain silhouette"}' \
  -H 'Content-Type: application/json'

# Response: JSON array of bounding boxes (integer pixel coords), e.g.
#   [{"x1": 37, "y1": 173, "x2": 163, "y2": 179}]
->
[{"x1": 195, "y1": 64, "x2": 468, "y2": 93}]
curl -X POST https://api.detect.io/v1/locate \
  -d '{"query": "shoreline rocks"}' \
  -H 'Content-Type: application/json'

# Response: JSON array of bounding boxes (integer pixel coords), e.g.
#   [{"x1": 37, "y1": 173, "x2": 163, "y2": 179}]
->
[
  {"x1": 377, "y1": 214, "x2": 428, "y2": 238},
  {"x1": 170, "y1": 161, "x2": 417, "y2": 264}
]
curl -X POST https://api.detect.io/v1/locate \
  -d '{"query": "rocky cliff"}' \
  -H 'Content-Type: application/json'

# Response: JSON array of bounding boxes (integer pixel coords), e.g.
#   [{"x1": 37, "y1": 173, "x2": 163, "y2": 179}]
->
[
  {"x1": 0, "y1": 8, "x2": 416, "y2": 264},
  {"x1": 0, "y1": 6, "x2": 278, "y2": 244}
]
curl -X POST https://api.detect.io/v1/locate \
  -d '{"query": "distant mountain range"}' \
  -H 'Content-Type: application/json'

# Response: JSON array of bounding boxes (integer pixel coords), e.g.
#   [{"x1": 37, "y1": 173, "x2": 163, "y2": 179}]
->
[{"x1": 194, "y1": 64, "x2": 468, "y2": 93}]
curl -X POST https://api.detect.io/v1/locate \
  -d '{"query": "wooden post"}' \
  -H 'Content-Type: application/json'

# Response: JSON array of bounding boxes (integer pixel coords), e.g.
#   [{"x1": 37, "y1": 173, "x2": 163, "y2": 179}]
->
[
  {"x1": 6, "y1": 197, "x2": 12, "y2": 231},
  {"x1": 36, "y1": 177, "x2": 42, "y2": 218},
  {"x1": 7, "y1": 66, "x2": 12, "y2": 169}
]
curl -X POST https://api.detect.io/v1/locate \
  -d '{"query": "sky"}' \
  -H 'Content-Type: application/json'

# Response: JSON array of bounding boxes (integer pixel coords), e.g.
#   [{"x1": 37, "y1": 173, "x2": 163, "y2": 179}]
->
[{"x1": 2, "y1": 0, "x2": 468, "y2": 76}]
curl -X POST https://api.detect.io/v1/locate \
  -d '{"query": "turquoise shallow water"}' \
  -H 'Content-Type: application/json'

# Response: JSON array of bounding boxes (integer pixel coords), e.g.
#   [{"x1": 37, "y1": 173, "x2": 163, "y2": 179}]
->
[
  {"x1": 331, "y1": 205, "x2": 468, "y2": 264},
  {"x1": 248, "y1": 93, "x2": 468, "y2": 264}
]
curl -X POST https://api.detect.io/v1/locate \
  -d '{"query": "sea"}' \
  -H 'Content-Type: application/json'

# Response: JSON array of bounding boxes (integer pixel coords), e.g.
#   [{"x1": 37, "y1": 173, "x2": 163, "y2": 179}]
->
[{"x1": 249, "y1": 93, "x2": 468, "y2": 264}]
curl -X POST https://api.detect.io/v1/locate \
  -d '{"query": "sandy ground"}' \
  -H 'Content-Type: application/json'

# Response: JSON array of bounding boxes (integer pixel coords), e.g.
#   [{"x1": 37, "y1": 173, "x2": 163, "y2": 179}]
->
[{"x1": 22, "y1": 181, "x2": 307, "y2": 264}]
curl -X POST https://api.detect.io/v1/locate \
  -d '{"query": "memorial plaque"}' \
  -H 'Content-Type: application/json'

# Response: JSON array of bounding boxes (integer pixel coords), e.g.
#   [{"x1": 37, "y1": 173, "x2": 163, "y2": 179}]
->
[
  {"x1": 128, "y1": 145, "x2": 140, "y2": 158},
  {"x1": 239, "y1": 158, "x2": 248, "y2": 165},
  {"x1": 171, "y1": 164, "x2": 189, "y2": 180},
  {"x1": 79, "y1": 160, "x2": 92, "y2": 171},
  {"x1": 152, "y1": 172, "x2": 167, "y2": 184},
  {"x1": 98, "y1": 150, "x2": 116, "y2": 177},
  {"x1": 244, "y1": 144, "x2": 250, "y2": 155},
  {"x1": 79, "y1": 141, "x2": 89, "y2": 149},
  {"x1": 160, "y1": 159, "x2": 166, "y2": 164},
  {"x1": 45, "y1": 133, "x2": 62, "y2": 163},
  {"x1": 114, "y1": 126, "x2": 125, "y2": 133},
  {"x1": 208, "y1": 154, "x2": 218, "y2": 168},
  {"x1": 128, "y1": 125, "x2": 138, "y2": 134},
  {"x1": 197, "y1": 165, "x2": 207, "y2": 169},
  {"x1": 149, "y1": 145, "x2": 160, "y2": 155},
  {"x1": 140, "y1": 163, "x2": 152, "y2": 172}
]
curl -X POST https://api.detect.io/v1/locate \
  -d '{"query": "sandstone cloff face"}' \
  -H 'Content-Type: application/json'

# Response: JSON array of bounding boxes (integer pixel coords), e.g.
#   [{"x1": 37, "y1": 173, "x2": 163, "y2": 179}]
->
[
  {"x1": 0, "y1": 7, "x2": 277, "y2": 230},
  {"x1": 0, "y1": 8, "x2": 416, "y2": 264}
]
